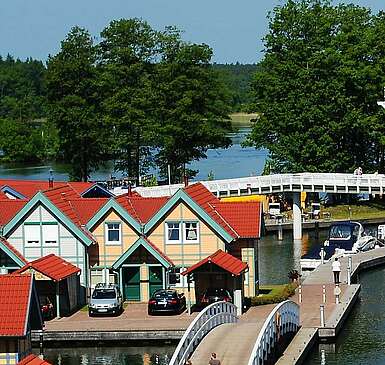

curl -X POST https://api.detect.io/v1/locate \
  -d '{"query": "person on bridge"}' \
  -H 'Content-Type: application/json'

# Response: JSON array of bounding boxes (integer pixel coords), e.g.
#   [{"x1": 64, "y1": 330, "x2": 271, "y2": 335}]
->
[
  {"x1": 209, "y1": 353, "x2": 221, "y2": 365},
  {"x1": 332, "y1": 257, "x2": 341, "y2": 284}
]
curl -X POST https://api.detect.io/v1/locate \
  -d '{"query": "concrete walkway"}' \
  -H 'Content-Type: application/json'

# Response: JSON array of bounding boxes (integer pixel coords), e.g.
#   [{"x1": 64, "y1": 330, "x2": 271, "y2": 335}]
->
[{"x1": 190, "y1": 305, "x2": 275, "y2": 365}]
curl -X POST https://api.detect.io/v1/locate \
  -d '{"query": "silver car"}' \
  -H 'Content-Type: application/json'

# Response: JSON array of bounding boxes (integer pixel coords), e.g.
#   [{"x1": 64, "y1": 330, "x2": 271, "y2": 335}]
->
[{"x1": 89, "y1": 283, "x2": 123, "y2": 316}]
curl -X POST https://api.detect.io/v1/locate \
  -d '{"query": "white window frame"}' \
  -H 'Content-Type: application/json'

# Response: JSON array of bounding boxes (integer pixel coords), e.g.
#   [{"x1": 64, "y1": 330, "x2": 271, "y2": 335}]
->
[
  {"x1": 105, "y1": 222, "x2": 121, "y2": 245},
  {"x1": 183, "y1": 221, "x2": 199, "y2": 243},
  {"x1": 165, "y1": 222, "x2": 182, "y2": 244},
  {"x1": 42, "y1": 223, "x2": 59, "y2": 247}
]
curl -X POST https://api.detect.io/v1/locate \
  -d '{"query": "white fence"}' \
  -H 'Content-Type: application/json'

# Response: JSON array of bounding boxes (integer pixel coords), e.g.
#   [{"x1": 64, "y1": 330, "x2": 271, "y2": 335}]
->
[
  {"x1": 133, "y1": 173, "x2": 385, "y2": 197},
  {"x1": 168, "y1": 301, "x2": 238, "y2": 365},
  {"x1": 247, "y1": 300, "x2": 300, "y2": 365}
]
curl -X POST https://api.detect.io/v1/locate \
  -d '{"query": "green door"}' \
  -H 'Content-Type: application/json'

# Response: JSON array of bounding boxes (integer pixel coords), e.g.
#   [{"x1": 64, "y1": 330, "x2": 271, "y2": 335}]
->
[
  {"x1": 149, "y1": 266, "x2": 163, "y2": 297},
  {"x1": 123, "y1": 267, "x2": 140, "y2": 301}
]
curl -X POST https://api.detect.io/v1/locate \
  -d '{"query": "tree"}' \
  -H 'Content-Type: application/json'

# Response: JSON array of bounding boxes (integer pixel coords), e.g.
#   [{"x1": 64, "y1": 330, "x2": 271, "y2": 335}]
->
[
  {"x1": 46, "y1": 27, "x2": 108, "y2": 181},
  {"x1": 99, "y1": 19, "x2": 160, "y2": 185},
  {"x1": 247, "y1": 0, "x2": 385, "y2": 173},
  {"x1": 155, "y1": 40, "x2": 233, "y2": 182}
]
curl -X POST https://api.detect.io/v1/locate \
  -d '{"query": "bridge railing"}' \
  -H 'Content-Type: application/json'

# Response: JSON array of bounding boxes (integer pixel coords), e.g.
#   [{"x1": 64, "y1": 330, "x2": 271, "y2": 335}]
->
[
  {"x1": 169, "y1": 301, "x2": 238, "y2": 365},
  {"x1": 247, "y1": 300, "x2": 300, "y2": 365}
]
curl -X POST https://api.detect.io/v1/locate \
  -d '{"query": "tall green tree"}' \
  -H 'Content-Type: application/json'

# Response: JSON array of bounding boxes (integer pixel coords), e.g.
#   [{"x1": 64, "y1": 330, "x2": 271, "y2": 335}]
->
[
  {"x1": 46, "y1": 27, "x2": 108, "y2": 181},
  {"x1": 155, "y1": 40, "x2": 233, "y2": 182},
  {"x1": 99, "y1": 19, "x2": 160, "y2": 184},
  {"x1": 247, "y1": 0, "x2": 385, "y2": 173}
]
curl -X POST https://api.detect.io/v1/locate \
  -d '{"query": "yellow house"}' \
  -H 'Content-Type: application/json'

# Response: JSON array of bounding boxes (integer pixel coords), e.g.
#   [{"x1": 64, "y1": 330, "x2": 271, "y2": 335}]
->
[{"x1": 85, "y1": 183, "x2": 262, "y2": 302}]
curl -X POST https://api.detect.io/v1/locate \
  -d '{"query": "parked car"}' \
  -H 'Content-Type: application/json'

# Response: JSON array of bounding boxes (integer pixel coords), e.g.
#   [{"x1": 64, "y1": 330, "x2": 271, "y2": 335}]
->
[
  {"x1": 148, "y1": 289, "x2": 186, "y2": 315},
  {"x1": 199, "y1": 288, "x2": 232, "y2": 307},
  {"x1": 39, "y1": 295, "x2": 54, "y2": 320},
  {"x1": 88, "y1": 283, "x2": 123, "y2": 316}
]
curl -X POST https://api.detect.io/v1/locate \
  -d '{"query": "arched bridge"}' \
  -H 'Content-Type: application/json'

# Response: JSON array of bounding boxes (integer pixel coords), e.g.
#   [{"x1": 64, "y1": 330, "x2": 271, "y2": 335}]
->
[
  {"x1": 131, "y1": 173, "x2": 384, "y2": 239},
  {"x1": 169, "y1": 300, "x2": 300, "y2": 365}
]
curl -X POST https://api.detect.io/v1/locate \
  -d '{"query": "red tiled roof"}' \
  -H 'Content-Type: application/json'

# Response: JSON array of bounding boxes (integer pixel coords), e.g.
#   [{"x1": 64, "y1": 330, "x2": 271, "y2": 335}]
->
[
  {"x1": 0, "y1": 237, "x2": 27, "y2": 264},
  {"x1": 14, "y1": 254, "x2": 80, "y2": 282},
  {"x1": 183, "y1": 183, "x2": 238, "y2": 239},
  {"x1": 17, "y1": 354, "x2": 52, "y2": 365},
  {"x1": 213, "y1": 202, "x2": 261, "y2": 238},
  {"x1": 183, "y1": 183, "x2": 262, "y2": 239},
  {"x1": 0, "y1": 199, "x2": 28, "y2": 225},
  {"x1": 182, "y1": 250, "x2": 248, "y2": 276},
  {"x1": 0, "y1": 274, "x2": 32, "y2": 337},
  {"x1": 0, "y1": 179, "x2": 93, "y2": 199},
  {"x1": 116, "y1": 195, "x2": 169, "y2": 224},
  {"x1": 69, "y1": 198, "x2": 109, "y2": 225}
]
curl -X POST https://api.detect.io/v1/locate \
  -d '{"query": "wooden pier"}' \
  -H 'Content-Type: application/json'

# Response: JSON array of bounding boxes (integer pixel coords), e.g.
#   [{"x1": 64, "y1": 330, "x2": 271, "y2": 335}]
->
[{"x1": 277, "y1": 247, "x2": 385, "y2": 365}]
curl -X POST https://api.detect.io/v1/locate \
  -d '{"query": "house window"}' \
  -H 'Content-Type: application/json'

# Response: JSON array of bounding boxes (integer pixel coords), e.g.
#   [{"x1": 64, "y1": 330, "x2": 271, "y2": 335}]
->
[
  {"x1": 184, "y1": 222, "x2": 199, "y2": 243},
  {"x1": 24, "y1": 224, "x2": 40, "y2": 247},
  {"x1": 43, "y1": 224, "x2": 58, "y2": 246},
  {"x1": 106, "y1": 223, "x2": 121, "y2": 244},
  {"x1": 166, "y1": 222, "x2": 181, "y2": 243}
]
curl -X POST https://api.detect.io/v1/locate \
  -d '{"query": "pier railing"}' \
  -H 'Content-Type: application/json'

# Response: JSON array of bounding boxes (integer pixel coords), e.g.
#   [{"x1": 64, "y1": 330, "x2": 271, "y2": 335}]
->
[
  {"x1": 247, "y1": 300, "x2": 300, "y2": 365},
  {"x1": 168, "y1": 301, "x2": 238, "y2": 365}
]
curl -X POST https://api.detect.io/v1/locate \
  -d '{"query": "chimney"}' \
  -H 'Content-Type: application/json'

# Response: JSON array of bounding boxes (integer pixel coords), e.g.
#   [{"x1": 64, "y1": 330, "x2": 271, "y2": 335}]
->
[
  {"x1": 128, "y1": 184, "x2": 132, "y2": 197},
  {"x1": 184, "y1": 176, "x2": 189, "y2": 188}
]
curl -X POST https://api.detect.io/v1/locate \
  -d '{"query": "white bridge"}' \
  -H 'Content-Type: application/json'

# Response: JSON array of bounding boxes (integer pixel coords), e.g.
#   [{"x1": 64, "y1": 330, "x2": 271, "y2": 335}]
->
[{"x1": 129, "y1": 173, "x2": 385, "y2": 240}]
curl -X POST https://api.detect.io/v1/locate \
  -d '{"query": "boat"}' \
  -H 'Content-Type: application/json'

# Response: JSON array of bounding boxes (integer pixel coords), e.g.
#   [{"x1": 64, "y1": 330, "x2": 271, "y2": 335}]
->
[{"x1": 300, "y1": 221, "x2": 383, "y2": 271}]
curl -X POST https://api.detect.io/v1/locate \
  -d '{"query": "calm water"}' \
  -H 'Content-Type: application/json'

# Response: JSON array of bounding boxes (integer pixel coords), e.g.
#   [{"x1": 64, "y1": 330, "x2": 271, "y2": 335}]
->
[
  {"x1": 306, "y1": 265, "x2": 385, "y2": 365},
  {"x1": 0, "y1": 127, "x2": 268, "y2": 181},
  {"x1": 39, "y1": 345, "x2": 175, "y2": 365}
]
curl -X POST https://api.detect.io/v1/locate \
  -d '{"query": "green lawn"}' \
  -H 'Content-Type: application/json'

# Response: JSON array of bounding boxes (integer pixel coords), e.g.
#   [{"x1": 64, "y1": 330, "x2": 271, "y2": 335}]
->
[{"x1": 321, "y1": 201, "x2": 385, "y2": 220}]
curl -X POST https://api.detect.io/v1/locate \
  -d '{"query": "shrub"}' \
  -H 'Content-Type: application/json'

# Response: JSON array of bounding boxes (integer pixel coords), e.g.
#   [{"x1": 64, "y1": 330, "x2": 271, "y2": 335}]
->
[{"x1": 249, "y1": 283, "x2": 297, "y2": 306}]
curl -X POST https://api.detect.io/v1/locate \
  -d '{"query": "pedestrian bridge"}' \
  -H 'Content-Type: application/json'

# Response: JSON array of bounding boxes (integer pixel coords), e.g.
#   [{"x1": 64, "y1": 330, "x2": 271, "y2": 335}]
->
[
  {"x1": 134, "y1": 173, "x2": 385, "y2": 198},
  {"x1": 130, "y1": 173, "x2": 384, "y2": 240},
  {"x1": 169, "y1": 300, "x2": 300, "y2": 365}
]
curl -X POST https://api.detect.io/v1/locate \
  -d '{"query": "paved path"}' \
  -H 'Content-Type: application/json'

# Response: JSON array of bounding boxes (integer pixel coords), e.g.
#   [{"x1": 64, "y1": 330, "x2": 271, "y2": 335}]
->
[
  {"x1": 190, "y1": 305, "x2": 275, "y2": 365},
  {"x1": 45, "y1": 303, "x2": 196, "y2": 332}
]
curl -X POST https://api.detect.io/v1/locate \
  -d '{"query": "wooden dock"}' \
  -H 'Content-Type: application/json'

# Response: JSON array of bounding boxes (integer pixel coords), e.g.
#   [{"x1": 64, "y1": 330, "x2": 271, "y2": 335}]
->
[{"x1": 277, "y1": 247, "x2": 385, "y2": 365}]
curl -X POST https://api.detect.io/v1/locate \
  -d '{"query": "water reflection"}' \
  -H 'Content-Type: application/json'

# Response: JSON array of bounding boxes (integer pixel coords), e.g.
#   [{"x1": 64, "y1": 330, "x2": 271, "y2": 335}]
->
[
  {"x1": 41, "y1": 346, "x2": 175, "y2": 365},
  {"x1": 258, "y1": 230, "x2": 328, "y2": 284}
]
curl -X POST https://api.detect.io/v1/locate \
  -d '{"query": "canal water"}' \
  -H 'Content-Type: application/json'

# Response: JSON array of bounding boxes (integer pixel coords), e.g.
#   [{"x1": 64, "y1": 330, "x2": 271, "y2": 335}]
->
[
  {"x1": 305, "y1": 265, "x2": 385, "y2": 365},
  {"x1": 0, "y1": 127, "x2": 268, "y2": 182}
]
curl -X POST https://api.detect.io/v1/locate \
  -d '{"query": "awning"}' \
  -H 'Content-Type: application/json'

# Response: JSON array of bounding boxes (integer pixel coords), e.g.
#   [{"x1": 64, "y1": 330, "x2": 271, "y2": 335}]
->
[
  {"x1": 14, "y1": 254, "x2": 80, "y2": 282},
  {"x1": 182, "y1": 250, "x2": 248, "y2": 276}
]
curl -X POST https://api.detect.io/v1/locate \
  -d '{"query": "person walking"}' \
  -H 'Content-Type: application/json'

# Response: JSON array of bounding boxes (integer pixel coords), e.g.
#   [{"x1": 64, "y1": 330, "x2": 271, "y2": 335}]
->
[
  {"x1": 209, "y1": 353, "x2": 221, "y2": 365},
  {"x1": 332, "y1": 257, "x2": 341, "y2": 284}
]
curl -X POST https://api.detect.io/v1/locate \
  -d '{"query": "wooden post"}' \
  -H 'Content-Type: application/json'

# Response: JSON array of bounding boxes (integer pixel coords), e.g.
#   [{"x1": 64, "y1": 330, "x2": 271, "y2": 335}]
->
[{"x1": 187, "y1": 274, "x2": 191, "y2": 315}]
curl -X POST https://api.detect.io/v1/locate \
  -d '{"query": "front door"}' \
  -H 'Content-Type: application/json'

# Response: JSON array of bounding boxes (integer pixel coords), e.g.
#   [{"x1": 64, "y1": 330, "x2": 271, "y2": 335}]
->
[
  {"x1": 123, "y1": 267, "x2": 140, "y2": 301},
  {"x1": 149, "y1": 266, "x2": 163, "y2": 297}
]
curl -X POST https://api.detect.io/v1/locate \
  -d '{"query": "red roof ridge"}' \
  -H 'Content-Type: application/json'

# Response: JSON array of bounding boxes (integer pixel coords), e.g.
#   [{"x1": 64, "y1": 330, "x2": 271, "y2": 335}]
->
[{"x1": 17, "y1": 354, "x2": 53, "y2": 365}]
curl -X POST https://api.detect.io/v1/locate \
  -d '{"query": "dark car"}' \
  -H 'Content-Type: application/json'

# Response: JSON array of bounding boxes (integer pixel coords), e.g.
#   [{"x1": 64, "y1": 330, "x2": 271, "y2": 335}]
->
[
  {"x1": 148, "y1": 289, "x2": 186, "y2": 315},
  {"x1": 200, "y1": 288, "x2": 232, "y2": 307}
]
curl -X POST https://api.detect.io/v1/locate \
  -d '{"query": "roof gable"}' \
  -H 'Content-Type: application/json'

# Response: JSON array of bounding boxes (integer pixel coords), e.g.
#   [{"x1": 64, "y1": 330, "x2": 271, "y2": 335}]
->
[
  {"x1": 112, "y1": 237, "x2": 173, "y2": 269},
  {"x1": 3, "y1": 192, "x2": 94, "y2": 246},
  {"x1": 14, "y1": 254, "x2": 80, "y2": 282},
  {"x1": 0, "y1": 237, "x2": 27, "y2": 267},
  {"x1": 80, "y1": 183, "x2": 114, "y2": 198},
  {"x1": 144, "y1": 185, "x2": 234, "y2": 243},
  {"x1": 17, "y1": 354, "x2": 53, "y2": 365},
  {"x1": 182, "y1": 250, "x2": 248, "y2": 276},
  {"x1": 86, "y1": 198, "x2": 142, "y2": 233}
]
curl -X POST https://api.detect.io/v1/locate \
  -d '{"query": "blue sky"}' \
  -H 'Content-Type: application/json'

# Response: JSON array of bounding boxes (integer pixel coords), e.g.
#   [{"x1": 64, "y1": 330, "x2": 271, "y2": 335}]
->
[{"x1": 0, "y1": 0, "x2": 383, "y2": 64}]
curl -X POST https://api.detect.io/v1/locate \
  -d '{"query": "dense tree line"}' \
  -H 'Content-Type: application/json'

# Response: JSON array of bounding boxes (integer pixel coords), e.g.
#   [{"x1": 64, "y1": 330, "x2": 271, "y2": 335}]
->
[
  {"x1": 0, "y1": 56, "x2": 58, "y2": 162},
  {"x1": 0, "y1": 19, "x2": 233, "y2": 182},
  {"x1": 213, "y1": 63, "x2": 257, "y2": 111},
  {"x1": 247, "y1": 0, "x2": 385, "y2": 174}
]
